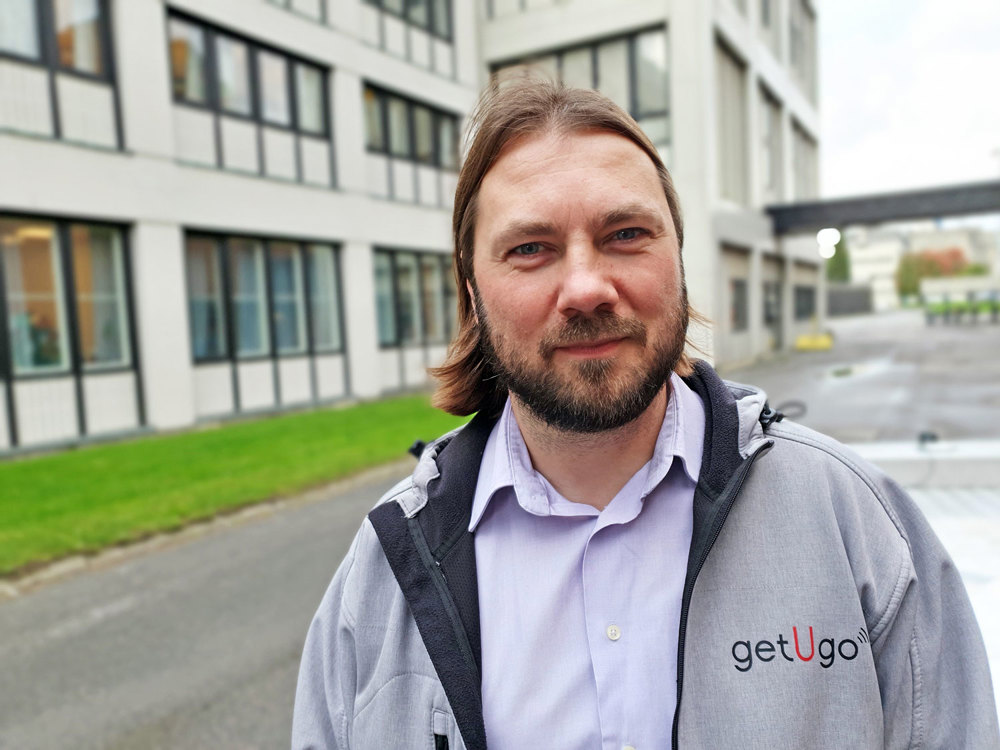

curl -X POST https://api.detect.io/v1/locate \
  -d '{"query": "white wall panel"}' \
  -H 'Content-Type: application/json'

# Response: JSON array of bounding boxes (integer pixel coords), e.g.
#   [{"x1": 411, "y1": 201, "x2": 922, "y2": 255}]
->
[
  {"x1": 300, "y1": 137, "x2": 331, "y2": 186},
  {"x1": 238, "y1": 360, "x2": 274, "y2": 410},
  {"x1": 172, "y1": 106, "x2": 216, "y2": 166},
  {"x1": 83, "y1": 371, "x2": 139, "y2": 435},
  {"x1": 403, "y1": 346, "x2": 427, "y2": 387},
  {"x1": 193, "y1": 363, "x2": 234, "y2": 418},
  {"x1": 278, "y1": 357, "x2": 312, "y2": 405},
  {"x1": 315, "y1": 354, "x2": 346, "y2": 400},
  {"x1": 417, "y1": 165, "x2": 439, "y2": 207},
  {"x1": 220, "y1": 116, "x2": 259, "y2": 174},
  {"x1": 56, "y1": 74, "x2": 116, "y2": 148},
  {"x1": 14, "y1": 378, "x2": 78, "y2": 446},
  {"x1": 491, "y1": 0, "x2": 521, "y2": 18},
  {"x1": 432, "y1": 40, "x2": 454, "y2": 78},
  {"x1": 391, "y1": 159, "x2": 416, "y2": 202},
  {"x1": 0, "y1": 382, "x2": 9, "y2": 449},
  {"x1": 409, "y1": 27, "x2": 431, "y2": 68},
  {"x1": 291, "y1": 0, "x2": 322, "y2": 19},
  {"x1": 0, "y1": 60, "x2": 52, "y2": 136},
  {"x1": 379, "y1": 350, "x2": 401, "y2": 391},
  {"x1": 360, "y1": 5, "x2": 381, "y2": 46},
  {"x1": 383, "y1": 15, "x2": 407, "y2": 57},
  {"x1": 440, "y1": 171, "x2": 458, "y2": 210},
  {"x1": 365, "y1": 153, "x2": 390, "y2": 198},
  {"x1": 262, "y1": 126, "x2": 297, "y2": 180}
]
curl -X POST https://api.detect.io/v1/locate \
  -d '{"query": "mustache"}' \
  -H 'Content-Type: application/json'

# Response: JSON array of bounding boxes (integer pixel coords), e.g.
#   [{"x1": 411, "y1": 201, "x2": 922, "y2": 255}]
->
[{"x1": 538, "y1": 311, "x2": 648, "y2": 359}]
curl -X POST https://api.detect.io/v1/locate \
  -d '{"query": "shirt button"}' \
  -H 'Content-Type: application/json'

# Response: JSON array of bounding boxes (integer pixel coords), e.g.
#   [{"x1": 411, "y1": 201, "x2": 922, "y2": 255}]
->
[{"x1": 606, "y1": 624, "x2": 622, "y2": 641}]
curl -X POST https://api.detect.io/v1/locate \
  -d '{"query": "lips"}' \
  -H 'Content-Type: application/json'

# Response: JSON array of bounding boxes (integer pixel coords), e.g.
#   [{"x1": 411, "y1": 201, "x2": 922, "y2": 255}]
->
[{"x1": 539, "y1": 311, "x2": 648, "y2": 360}]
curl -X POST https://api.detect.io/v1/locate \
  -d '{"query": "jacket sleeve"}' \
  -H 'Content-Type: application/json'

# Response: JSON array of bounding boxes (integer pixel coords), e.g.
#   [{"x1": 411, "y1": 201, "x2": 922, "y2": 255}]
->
[
  {"x1": 291, "y1": 524, "x2": 364, "y2": 750},
  {"x1": 869, "y1": 478, "x2": 1000, "y2": 749}
]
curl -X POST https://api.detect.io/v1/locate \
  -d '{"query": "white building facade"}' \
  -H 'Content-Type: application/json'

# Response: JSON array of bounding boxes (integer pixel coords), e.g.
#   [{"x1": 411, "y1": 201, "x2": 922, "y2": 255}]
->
[{"x1": 0, "y1": 0, "x2": 820, "y2": 453}]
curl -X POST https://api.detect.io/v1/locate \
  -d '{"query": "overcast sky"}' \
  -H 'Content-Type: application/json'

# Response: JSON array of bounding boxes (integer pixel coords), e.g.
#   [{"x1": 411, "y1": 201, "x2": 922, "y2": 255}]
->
[{"x1": 819, "y1": 0, "x2": 1000, "y2": 199}]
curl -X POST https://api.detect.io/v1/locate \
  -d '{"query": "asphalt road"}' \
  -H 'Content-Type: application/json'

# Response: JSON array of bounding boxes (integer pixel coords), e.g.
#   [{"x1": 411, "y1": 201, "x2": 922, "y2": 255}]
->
[
  {"x1": 0, "y1": 467, "x2": 410, "y2": 750},
  {"x1": 722, "y1": 309, "x2": 1000, "y2": 443}
]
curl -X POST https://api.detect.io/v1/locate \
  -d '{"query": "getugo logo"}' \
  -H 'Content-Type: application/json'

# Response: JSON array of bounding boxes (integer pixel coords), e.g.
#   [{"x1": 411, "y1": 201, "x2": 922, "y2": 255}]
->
[{"x1": 732, "y1": 626, "x2": 870, "y2": 672}]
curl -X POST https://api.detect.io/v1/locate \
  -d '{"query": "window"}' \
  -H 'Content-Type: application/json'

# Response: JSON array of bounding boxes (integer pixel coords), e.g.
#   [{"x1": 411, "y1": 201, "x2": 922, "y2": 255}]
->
[
  {"x1": 53, "y1": 0, "x2": 103, "y2": 75},
  {"x1": 168, "y1": 17, "x2": 208, "y2": 104},
  {"x1": 763, "y1": 280, "x2": 782, "y2": 328},
  {"x1": 760, "y1": 86, "x2": 782, "y2": 202},
  {"x1": 185, "y1": 235, "x2": 343, "y2": 362},
  {"x1": 71, "y1": 224, "x2": 130, "y2": 369},
  {"x1": 789, "y1": 0, "x2": 817, "y2": 101},
  {"x1": 258, "y1": 49, "x2": 291, "y2": 126},
  {"x1": 270, "y1": 242, "x2": 306, "y2": 354},
  {"x1": 792, "y1": 120, "x2": 818, "y2": 200},
  {"x1": 229, "y1": 239, "x2": 269, "y2": 357},
  {"x1": 295, "y1": 63, "x2": 325, "y2": 134},
  {"x1": 363, "y1": 0, "x2": 452, "y2": 40},
  {"x1": 492, "y1": 27, "x2": 671, "y2": 148},
  {"x1": 413, "y1": 105, "x2": 434, "y2": 165},
  {"x1": 307, "y1": 244, "x2": 342, "y2": 352},
  {"x1": 364, "y1": 85, "x2": 461, "y2": 170},
  {"x1": 730, "y1": 279, "x2": 749, "y2": 332},
  {"x1": 185, "y1": 236, "x2": 227, "y2": 360},
  {"x1": 387, "y1": 96, "x2": 410, "y2": 158},
  {"x1": 795, "y1": 285, "x2": 816, "y2": 321},
  {"x1": 374, "y1": 249, "x2": 454, "y2": 347},
  {"x1": 1, "y1": 217, "x2": 134, "y2": 379},
  {"x1": 374, "y1": 251, "x2": 397, "y2": 347},
  {"x1": 0, "y1": 0, "x2": 40, "y2": 59},
  {"x1": 170, "y1": 13, "x2": 330, "y2": 139},
  {"x1": 216, "y1": 35, "x2": 251, "y2": 116},
  {"x1": 716, "y1": 40, "x2": 748, "y2": 205},
  {"x1": 420, "y1": 254, "x2": 446, "y2": 344},
  {"x1": 1, "y1": 219, "x2": 70, "y2": 375},
  {"x1": 395, "y1": 253, "x2": 422, "y2": 345}
]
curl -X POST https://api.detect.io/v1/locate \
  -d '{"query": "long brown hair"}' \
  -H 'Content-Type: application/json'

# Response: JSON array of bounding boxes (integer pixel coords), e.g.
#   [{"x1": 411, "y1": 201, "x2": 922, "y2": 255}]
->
[{"x1": 431, "y1": 79, "x2": 698, "y2": 417}]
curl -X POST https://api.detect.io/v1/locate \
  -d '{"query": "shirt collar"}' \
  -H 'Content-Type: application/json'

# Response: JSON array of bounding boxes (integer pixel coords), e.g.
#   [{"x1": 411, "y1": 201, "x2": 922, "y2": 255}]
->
[{"x1": 468, "y1": 372, "x2": 705, "y2": 532}]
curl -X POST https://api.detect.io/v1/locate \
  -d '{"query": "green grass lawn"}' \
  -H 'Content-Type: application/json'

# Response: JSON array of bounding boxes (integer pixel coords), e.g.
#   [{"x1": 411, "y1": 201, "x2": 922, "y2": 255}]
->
[{"x1": 0, "y1": 395, "x2": 467, "y2": 577}]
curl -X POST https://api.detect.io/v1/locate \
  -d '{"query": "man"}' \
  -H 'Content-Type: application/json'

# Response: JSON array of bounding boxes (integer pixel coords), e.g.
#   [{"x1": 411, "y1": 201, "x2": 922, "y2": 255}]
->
[{"x1": 292, "y1": 81, "x2": 999, "y2": 749}]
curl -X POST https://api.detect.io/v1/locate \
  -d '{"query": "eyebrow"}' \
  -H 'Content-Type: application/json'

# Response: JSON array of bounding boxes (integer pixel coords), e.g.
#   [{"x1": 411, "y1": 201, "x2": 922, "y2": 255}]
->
[
  {"x1": 491, "y1": 220, "x2": 558, "y2": 253},
  {"x1": 595, "y1": 203, "x2": 668, "y2": 234}
]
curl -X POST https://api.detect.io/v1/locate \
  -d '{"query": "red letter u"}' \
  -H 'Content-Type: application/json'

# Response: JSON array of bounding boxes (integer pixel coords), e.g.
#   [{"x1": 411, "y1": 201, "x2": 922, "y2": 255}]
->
[{"x1": 793, "y1": 626, "x2": 814, "y2": 661}]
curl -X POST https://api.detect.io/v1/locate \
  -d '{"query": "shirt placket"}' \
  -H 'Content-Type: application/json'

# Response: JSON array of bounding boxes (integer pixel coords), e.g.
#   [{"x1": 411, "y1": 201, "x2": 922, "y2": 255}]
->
[{"x1": 582, "y1": 523, "x2": 635, "y2": 750}]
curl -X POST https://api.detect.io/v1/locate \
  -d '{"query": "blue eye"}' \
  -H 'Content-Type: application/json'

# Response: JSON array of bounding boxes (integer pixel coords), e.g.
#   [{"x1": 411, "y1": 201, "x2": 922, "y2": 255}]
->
[
  {"x1": 614, "y1": 228, "x2": 644, "y2": 241},
  {"x1": 512, "y1": 243, "x2": 542, "y2": 256}
]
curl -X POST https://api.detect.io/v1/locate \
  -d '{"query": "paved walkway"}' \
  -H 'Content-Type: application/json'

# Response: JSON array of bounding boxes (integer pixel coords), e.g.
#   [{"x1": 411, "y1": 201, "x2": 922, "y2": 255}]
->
[{"x1": 909, "y1": 487, "x2": 1000, "y2": 716}]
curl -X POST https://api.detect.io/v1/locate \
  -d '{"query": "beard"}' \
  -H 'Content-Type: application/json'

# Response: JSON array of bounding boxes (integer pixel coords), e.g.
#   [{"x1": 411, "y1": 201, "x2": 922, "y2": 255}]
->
[{"x1": 474, "y1": 286, "x2": 689, "y2": 433}]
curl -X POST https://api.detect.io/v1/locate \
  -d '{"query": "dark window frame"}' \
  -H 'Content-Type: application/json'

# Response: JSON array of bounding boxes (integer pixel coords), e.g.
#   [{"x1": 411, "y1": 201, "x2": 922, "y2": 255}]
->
[
  {"x1": 363, "y1": 83, "x2": 460, "y2": 170},
  {"x1": 374, "y1": 247, "x2": 454, "y2": 349},
  {"x1": 0, "y1": 0, "x2": 115, "y2": 84},
  {"x1": 490, "y1": 25, "x2": 670, "y2": 125},
  {"x1": 166, "y1": 10, "x2": 331, "y2": 139},
  {"x1": 362, "y1": 0, "x2": 453, "y2": 41},
  {"x1": 794, "y1": 284, "x2": 817, "y2": 321},
  {"x1": 730, "y1": 278, "x2": 749, "y2": 332},
  {"x1": 184, "y1": 232, "x2": 345, "y2": 365},
  {"x1": 0, "y1": 211, "x2": 144, "y2": 450}
]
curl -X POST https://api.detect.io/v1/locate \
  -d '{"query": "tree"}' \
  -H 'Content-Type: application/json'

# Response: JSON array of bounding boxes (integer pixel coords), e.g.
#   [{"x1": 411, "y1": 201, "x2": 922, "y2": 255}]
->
[
  {"x1": 826, "y1": 236, "x2": 851, "y2": 282},
  {"x1": 895, "y1": 247, "x2": 970, "y2": 296}
]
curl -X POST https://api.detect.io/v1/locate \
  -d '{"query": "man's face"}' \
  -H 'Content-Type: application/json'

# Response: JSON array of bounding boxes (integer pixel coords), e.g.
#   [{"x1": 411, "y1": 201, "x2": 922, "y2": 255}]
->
[{"x1": 471, "y1": 128, "x2": 688, "y2": 433}]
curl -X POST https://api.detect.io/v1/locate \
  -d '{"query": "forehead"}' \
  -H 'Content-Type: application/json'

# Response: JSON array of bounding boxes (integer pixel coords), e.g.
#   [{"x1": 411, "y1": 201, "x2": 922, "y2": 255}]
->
[{"x1": 476, "y1": 129, "x2": 668, "y2": 228}]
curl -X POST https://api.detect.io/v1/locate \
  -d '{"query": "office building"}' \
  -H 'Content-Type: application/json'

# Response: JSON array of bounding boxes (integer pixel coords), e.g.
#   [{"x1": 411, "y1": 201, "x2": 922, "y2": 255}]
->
[{"x1": 0, "y1": 0, "x2": 820, "y2": 453}]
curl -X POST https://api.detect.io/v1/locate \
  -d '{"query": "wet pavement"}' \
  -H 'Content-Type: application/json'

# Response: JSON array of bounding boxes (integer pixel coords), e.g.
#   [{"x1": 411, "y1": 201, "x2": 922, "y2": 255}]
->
[{"x1": 725, "y1": 309, "x2": 1000, "y2": 715}]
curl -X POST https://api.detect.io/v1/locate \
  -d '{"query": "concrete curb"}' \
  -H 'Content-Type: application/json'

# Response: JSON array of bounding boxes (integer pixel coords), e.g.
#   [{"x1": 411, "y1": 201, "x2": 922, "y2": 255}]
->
[{"x1": 0, "y1": 458, "x2": 414, "y2": 602}]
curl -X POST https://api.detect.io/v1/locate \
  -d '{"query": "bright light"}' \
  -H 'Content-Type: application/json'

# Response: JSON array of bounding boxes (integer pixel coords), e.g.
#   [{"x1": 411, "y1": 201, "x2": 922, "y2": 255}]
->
[
  {"x1": 816, "y1": 227, "x2": 841, "y2": 247},
  {"x1": 818, "y1": 244, "x2": 836, "y2": 259}
]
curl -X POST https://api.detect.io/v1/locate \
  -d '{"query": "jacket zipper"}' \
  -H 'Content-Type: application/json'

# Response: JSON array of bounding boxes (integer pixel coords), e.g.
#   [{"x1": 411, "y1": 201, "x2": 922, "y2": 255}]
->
[{"x1": 671, "y1": 440, "x2": 772, "y2": 749}]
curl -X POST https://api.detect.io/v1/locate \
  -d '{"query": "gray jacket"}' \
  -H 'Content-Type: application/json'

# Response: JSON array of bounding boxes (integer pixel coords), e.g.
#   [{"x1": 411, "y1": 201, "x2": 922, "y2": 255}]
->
[{"x1": 292, "y1": 362, "x2": 1000, "y2": 749}]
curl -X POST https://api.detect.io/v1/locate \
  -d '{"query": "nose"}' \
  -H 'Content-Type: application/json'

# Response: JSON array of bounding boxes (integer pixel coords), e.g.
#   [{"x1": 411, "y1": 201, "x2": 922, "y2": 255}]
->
[{"x1": 555, "y1": 244, "x2": 620, "y2": 317}]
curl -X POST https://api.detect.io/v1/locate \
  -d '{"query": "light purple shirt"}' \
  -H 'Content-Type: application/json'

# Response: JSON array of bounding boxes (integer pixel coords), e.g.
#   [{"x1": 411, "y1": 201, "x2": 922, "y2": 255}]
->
[{"x1": 470, "y1": 372, "x2": 705, "y2": 750}]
